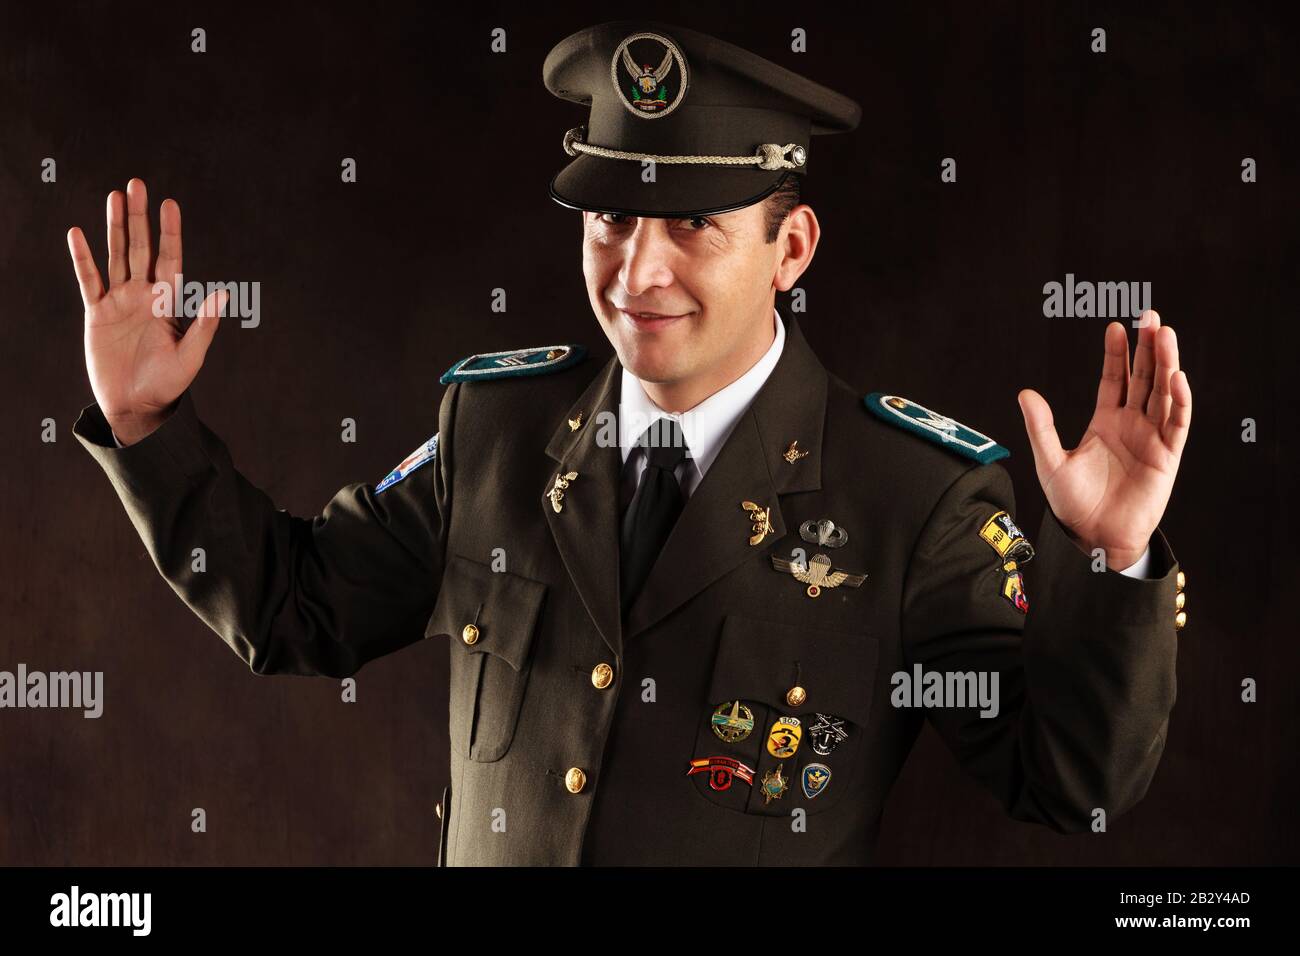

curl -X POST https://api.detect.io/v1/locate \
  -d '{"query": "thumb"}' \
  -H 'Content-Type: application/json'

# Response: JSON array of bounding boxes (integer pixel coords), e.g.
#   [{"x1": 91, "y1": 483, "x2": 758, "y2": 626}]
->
[
  {"x1": 1017, "y1": 388, "x2": 1066, "y2": 483},
  {"x1": 178, "y1": 289, "x2": 226, "y2": 377}
]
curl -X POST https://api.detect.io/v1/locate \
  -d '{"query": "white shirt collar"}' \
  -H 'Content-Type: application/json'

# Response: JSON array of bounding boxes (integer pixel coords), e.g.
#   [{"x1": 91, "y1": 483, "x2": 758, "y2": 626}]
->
[{"x1": 618, "y1": 307, "x2": 785, "y2": 485}]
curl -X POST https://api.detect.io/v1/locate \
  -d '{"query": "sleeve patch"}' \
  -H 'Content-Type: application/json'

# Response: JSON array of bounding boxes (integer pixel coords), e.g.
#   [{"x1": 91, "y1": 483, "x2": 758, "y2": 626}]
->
[
  {"x1": 863, "y1": 392, "x2": 1009, "y2": 464},
  {"x1": 979, "y1": 509, "x2": 1034, "y2": 614},
  {"x1": 376, "y1": 433, "x2": 438, "y2": 493}
]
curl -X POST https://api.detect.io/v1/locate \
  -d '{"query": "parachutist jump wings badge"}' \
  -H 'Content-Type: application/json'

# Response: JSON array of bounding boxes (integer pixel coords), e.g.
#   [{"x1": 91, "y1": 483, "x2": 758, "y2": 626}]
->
[{"x1": 771, "y1": 553, "x2": 867, "y2": 598}]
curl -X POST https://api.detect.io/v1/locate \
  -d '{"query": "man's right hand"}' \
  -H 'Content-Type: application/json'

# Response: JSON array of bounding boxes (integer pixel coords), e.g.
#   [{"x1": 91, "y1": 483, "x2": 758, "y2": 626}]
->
[{"x1": 68, "y1": 178, "x2": 226, "y2": 446}]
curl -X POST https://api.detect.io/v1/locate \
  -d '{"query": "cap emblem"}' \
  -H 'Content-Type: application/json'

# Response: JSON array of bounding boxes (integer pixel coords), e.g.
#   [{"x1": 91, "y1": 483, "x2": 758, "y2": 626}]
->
[{"x1": 610, "y1": 32, "x2": 689, "y2": 119}]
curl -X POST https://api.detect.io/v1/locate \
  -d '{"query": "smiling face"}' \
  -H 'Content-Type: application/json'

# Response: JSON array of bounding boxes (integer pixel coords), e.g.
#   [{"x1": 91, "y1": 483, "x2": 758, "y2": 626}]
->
[{"x1": 581, "y1": 196, "x2": 819, "y2": 412}]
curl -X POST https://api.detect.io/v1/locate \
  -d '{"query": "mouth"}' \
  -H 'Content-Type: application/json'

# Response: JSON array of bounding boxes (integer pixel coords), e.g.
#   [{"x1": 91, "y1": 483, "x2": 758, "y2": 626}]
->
[{"x1": 618, "y1": 308, "x2": 693, "y2": 331}]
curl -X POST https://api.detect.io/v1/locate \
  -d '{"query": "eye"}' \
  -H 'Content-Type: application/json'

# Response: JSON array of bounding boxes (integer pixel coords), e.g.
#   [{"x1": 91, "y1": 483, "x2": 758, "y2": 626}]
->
[
  {"x1": 684, "y1": 216, "x2": 712, "y2": 230},
  {"x1": 597, "y1": 212, "x2": 632, "y2": 226}
]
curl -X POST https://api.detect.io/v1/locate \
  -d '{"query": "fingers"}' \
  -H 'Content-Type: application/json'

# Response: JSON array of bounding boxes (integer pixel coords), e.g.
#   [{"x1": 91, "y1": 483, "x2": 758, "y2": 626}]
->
[
  {"x1": 177, "y1": 289, "x2": 227, "y2": 378},
  {"x1": 155, "y1": 198, "x2": 183, "y2": 291},
  {"x1": 1162, "y1": 368, "x2": 1192, "y2": 458},
  {"x1": 1126, "y1": 308, "x2": 1161, "y2": 412},
  {"x1": 1095, "y1": 321, "x2": 1130, "y2": 410},
  {"x1": 106, "y1": 190, "x2": 127, "y2": 286},
  {"x1": 1017, "y1": 388, "x2": 1067, "y2": 483},
  {"x1": 1145, "y1": 324, "x2": 1179, "y2": 426},
  {"x1": 126, "y1": 178, "x2": 153, "y2": 282},
  {"x1": 66, "y1": 227, "x2": 105, "y2": 308}
]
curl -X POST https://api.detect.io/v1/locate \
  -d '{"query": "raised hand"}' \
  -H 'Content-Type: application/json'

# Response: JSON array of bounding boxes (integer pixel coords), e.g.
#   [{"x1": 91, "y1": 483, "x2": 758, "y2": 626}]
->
[
  {"x1": 68, "y1": 178, "x2": 226, "y2": 445},
  {"x1": 1016, "y1": 310, "x2": 1191, "y2": 572}
]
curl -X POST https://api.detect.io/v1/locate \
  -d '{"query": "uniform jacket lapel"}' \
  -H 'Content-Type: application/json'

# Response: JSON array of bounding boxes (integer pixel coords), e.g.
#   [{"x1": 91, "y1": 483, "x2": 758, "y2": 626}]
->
[{"x1": 543, "y1": 352, "x2": 625, "y2": 661}]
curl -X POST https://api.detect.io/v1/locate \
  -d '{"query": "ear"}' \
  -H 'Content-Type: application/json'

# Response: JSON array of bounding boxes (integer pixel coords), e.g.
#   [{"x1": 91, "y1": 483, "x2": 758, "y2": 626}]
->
[{"x1": 773, "y1": 204, "x2": 819, "y2": 291}]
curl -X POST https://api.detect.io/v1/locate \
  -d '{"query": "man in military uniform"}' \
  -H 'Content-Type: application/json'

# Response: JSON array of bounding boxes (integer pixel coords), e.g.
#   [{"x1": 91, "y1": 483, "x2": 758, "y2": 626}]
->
[{"x1": 66, "y1": 21, "x2": 1191, "y2": 865}]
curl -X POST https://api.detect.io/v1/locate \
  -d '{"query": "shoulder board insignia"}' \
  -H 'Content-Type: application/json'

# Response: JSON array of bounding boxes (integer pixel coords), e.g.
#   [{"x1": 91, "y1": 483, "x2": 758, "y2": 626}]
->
[
  {"x1": 863, "y1": 392, "x2": 1009, "y2": 464},
  {"x1": 440, "y1": 344, "x2": 587, "y2": 384}
]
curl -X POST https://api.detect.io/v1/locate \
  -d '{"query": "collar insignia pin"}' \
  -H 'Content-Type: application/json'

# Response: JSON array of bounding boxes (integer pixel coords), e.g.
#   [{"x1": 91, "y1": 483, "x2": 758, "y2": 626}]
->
[
  {"x1": 783, "y1": 440, "x2": 810, "y2": 464},
  {"x1": 547, "y1": 470, "x2": 579, "y2": 513},
  {"x1": 741, "y1": 501, "x2": 775, "y2": 546}
]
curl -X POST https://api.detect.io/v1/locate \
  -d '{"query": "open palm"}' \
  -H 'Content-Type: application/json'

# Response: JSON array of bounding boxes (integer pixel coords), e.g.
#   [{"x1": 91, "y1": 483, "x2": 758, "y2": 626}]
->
[
  {"x1": 68, "y1": 178, "x2": 224, "y2": 444},
  {"x1": 1017, "y1": 311, "x2": 1191, "y2": 571}
]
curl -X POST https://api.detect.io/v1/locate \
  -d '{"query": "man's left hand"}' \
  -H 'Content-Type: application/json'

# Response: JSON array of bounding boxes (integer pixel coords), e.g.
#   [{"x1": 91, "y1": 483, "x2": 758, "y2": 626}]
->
[{"x1": 1017, "y1": 309, "x2": 1192, "y2": 572}]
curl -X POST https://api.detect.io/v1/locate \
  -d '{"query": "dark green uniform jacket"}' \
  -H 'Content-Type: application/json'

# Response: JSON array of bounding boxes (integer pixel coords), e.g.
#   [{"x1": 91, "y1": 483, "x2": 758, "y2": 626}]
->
[{"x1": 74, "y1": 311, "x2": 1181, "y2": 865}]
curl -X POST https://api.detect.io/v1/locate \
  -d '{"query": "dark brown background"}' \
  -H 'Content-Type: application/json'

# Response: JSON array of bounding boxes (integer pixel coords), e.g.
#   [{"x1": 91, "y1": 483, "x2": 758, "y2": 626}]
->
[{"x1": 1, "y1": 1, "x2": 1295, "y2": 865}]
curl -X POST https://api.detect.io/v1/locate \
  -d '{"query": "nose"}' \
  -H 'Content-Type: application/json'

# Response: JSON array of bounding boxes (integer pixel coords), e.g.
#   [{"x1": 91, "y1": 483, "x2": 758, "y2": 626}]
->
[{"x1": 618, "y1": 218, "x2": 677, "y2": 297}]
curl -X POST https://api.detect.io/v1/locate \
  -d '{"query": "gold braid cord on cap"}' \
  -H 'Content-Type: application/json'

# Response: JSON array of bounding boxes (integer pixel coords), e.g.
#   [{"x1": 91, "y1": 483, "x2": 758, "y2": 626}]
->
[{"x1": 562, "y1": 127, "x2": 807, "y2": 171}]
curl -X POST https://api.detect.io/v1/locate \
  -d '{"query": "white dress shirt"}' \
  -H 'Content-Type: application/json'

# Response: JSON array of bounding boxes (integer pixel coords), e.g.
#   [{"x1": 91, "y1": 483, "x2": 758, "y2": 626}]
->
[{"x1": 616, "y1": 306, "x2": 1154, "y2": 578}]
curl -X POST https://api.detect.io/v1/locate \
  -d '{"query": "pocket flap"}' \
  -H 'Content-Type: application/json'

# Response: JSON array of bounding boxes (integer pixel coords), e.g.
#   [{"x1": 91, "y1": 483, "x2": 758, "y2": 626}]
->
[
  {"x1": 426, "y1": 554, "x2": 547, "y2": 671},
  {"x1": 707, "y1": 614, "x2": 878, "y2": 727}
]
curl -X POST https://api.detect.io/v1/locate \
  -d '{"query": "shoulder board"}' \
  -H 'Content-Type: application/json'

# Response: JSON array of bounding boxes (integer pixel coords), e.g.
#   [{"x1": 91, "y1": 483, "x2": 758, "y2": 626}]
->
[
  {"x1": 440, "y1": 344, "x2": 587, "y2": 384},
  {"x1": 863, "y1": 392, "x2": 1009, "y2": 464}
]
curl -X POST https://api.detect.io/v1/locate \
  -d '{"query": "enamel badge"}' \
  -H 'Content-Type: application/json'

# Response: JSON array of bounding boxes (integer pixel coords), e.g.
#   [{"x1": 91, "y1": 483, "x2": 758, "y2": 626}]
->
[
  {"x1": 806, "y1": 713, "x2": 849, "y2": 756},
  {"x1": 766, "y1": 717, "x2": 802, "y2": 758},
  {"x1": 760, "y1": 764, "x2": 789, "y2": 804},
  {"x1": 802, "y1": 763, "x2": 832, "y2": 799},
  {"x1": 711, "y1": 700, "x2": 755, "y2": 743},
  {"x1": 687, "y1": 756, "x2": 755, "y2": 792}
]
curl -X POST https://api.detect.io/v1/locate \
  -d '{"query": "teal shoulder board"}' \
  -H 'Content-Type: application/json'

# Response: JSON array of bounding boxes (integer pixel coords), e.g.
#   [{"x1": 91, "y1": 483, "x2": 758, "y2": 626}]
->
[
  {"x1": 863, "y1": 392, "x2": 1009, "y2": 464},
  {"x1": 440, "y1": 344, "x2": 587, "y2": 384}
]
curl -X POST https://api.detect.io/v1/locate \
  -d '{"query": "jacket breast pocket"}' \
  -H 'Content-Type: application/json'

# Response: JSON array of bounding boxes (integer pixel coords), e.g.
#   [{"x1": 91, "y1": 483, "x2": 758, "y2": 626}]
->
[
  {"x1": 689, "y1": 614, "x2": 878, "y2": 816},
  {"x1": 426, "y1": 553, "x2": 548, "y2": 763}
]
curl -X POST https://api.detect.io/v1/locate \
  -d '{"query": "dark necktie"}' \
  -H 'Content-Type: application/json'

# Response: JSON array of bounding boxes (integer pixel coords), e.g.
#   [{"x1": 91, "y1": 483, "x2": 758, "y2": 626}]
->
[{"x1": 620, "y1": 418, "x2": 689, "y2": 613}]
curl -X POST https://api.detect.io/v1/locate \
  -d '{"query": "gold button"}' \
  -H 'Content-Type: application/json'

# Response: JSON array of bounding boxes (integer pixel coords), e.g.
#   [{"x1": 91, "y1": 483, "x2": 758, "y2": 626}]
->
[
  {"x1": 1175, "y1": 591, "x2": 1185, "y2": 611},
  {"x1": 462, "y1": 623, "x2": 480, "y2": 645},
  {"x1": 565, "y1": 768, "x2": 587, "y2": 793},
  {"x1": 786, "y1": 685, "x2": 806, "y2": 707},
  {"x1": 435, "y1": 802, "x2": 443, "y2": 820},
  {"x1": 1175, "y1": 610, "x2": 1187, "y2": 630},
  {"x1": 1176, "y1": 570, "x2": 1185, "y2": 590},
  {"x1": 591, "y1": 662, "x2": 614, "y2": 689}
]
